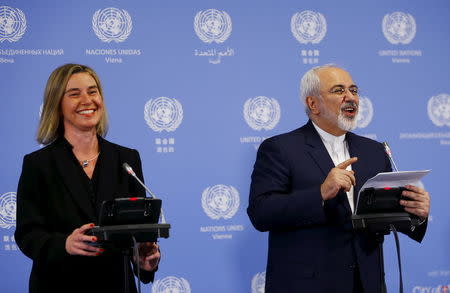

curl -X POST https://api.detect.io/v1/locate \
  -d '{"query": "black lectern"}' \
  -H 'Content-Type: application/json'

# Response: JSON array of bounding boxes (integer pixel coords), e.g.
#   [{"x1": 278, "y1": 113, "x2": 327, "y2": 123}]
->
[
  {"x1": 352, "y1": 187, "x2": 419, "y2": 234},
  {"x1": 89, "y1": 197, "x2": 170, "y2": 246},
  {"x1": 87, "y1": 198, "x2": 170, "y2": 293},
  {"x1": 352, "y1": 187, "x2": 420, "y2": 293},
  {"x1": 88, "y1": 223, "x2": 170, "y2": 247}
]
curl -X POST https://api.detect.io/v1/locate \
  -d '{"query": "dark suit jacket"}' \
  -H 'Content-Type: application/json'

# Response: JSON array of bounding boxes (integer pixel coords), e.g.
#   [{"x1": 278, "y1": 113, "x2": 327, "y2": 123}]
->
[
  {"x1": 15, "y1": 136, "x2": 154, "y2": 293},
  {"x1": 247, "y1": 120, "x2": 426, "y2": 293}
]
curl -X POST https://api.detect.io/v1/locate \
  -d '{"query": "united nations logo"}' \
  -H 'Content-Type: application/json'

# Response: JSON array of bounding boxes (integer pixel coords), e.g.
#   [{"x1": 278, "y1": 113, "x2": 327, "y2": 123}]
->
[
  {"x1": 427, "y1": 93, "x2": 450, "y2": 127},
  {"x1": 152, "y1": 276, "x2": 191, "y2": 293},
  {"x1": 194, "y1": 9, "x2": 232, "y2": 44},
  {"x1": 244, "y1": 96, "x2": 281, "y2": 131},
  {"x1": 251, "y1": 272, "x2": 266, "y2": 293},
  {"x1": 382, "y1": 12, "x2": 416, "y2": 45},
  {"x1": 291, "y1": 10, "x2": 327, "y2": 44},
  {"x1": 356, "y1": 96, "x2": 374, "y2": 129},
  {"x1": 0, "y1": 192, "x2": 16, "y2": 229},
  {"x1": 0, "y1": 6, "x2": 26, "y2": 43},
  {"x1": 201, "y1": 185, "x2": 240, "y2": 220},
  {"x1": 144, "y1": 97, "x2": 184, "y2": 132},
  {"x1": 92, "y1": 7, "x2": 132, "y2": 43}
]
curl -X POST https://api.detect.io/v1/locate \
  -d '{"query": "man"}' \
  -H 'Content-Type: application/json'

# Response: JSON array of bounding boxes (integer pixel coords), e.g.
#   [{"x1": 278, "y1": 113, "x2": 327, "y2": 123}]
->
[{"x1": 247, "y1": 65, "x2": 430, "y2": 293}]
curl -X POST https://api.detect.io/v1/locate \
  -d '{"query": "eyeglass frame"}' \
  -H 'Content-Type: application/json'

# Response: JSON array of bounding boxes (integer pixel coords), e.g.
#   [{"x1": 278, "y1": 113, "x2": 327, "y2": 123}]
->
[{"x1": 321, "y1": 85, "x2": 360, "y2": 97}]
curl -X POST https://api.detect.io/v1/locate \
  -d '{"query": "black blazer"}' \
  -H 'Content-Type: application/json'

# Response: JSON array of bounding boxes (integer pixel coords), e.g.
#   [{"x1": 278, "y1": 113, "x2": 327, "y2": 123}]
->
[
  {"x1": 248, "y1": 120, "x2": 427, "y2": 293},
  {"x1": 15, "y1": 136, "x2": 154, "y2": 293}
]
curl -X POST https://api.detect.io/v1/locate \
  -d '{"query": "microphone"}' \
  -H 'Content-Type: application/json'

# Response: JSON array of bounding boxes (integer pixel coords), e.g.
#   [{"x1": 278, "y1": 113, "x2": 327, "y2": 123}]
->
[
  {"x1": 122, "y1": 162, "x2": 166, "y2": 224},
  {"x1": 382, "y1": 142, "x2": 399, "y2": 172}
]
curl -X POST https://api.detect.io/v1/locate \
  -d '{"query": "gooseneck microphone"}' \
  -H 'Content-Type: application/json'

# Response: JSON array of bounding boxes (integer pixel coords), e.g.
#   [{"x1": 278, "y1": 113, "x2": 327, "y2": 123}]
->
[
  {"x1": 382, "y1": 142, "x2": 399, "y2": 172},
  {"x1": 123, "y1": 163, "x2": 157, "y2": 198},
  {"x1": 122, "y1": 162, "x2": 166, "y2": 224}
]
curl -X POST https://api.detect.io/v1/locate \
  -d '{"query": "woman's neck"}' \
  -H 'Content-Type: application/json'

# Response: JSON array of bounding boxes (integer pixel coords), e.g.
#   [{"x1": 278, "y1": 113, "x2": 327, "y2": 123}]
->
[{"x1": 64, "y1": 130, "x2": 99, "y2": 156}]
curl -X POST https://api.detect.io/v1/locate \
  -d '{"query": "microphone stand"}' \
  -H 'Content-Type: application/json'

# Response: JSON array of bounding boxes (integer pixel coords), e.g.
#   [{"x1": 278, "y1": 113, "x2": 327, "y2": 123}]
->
[{"x1": 375, "y1": 231, "x2": 387, "y2": 293}]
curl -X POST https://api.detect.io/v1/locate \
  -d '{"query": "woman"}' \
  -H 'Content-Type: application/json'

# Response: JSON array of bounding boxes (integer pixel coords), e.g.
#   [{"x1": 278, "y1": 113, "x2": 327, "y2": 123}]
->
[{"x1": 15, "y1": 64, "x2": 160, "y2": 293}]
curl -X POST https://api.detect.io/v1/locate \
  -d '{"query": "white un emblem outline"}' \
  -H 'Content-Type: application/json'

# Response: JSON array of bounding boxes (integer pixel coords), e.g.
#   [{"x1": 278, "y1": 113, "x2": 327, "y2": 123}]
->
[
  {"x1": 356, "y1": 96, "x2": 374, "y2": 129},
  {"x1": 251, "y1": 271, "x2": 266, "y2": 293},
  {"x1": 152, "y1": 276, "x2": 191, "y2": 293},
  {"x1": 92, "y1": 7, "x2": 132, "y2": 43},
  {"x1": 201, "y1": 185, "x2": 240, "y2": 220},
  {"x1": 427, "y1": 93, "x2": 450, "y2": 127},
  {"x1": 144, "y1": 97, "x2": 184, "y2": 132},
  {"x1": 291, "y1": 10, "x2": 327, "y2": 44},
  {"x1": 0, "y1": 6, "x2": 26, "y2": 43},
  {"x1": 244, "y1": 96, "x2": 281, "y2": 131},
  {"x1": 382, "y1": 12, "x2": 416, "y2": 45},
  {"x1": 194, "y1": 8, "x2": 232, "y2": 44},
  {"x1": 0, "y1": 192, "x2": 16, "y2": 229}
]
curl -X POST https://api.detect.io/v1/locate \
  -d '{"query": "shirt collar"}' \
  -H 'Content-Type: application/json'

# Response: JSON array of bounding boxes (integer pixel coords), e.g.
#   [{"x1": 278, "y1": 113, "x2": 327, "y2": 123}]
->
[{"x1": 311, "y1": 121, "x2": 346, "y2": 145}]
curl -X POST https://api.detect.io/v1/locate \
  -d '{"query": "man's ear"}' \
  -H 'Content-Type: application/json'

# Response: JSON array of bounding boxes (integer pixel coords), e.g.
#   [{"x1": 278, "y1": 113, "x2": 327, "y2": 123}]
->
[{"x1": 306, "y1": 96, "x2": 320, "y2": 114}]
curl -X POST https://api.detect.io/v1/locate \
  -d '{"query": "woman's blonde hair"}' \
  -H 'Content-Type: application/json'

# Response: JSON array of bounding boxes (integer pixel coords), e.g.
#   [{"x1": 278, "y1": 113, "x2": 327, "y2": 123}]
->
[{"x1": 37, "y1": 64, "x2": 108, "y2": 145}]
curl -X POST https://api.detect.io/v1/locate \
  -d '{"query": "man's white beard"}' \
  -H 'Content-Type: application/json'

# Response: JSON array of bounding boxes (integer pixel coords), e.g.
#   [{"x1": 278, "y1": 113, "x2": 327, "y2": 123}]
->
[
  {"x1": 321, "y1": 103, "x2": 358, "y2": 132},
  {"x1": 337, "y1": 111, "x2": 358, "y2": 131}
]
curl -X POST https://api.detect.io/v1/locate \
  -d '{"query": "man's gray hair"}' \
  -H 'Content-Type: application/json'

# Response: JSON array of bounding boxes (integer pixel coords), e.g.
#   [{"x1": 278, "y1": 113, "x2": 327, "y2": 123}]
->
[{"x1": 300, "y1": 64, "x2": 338, "y2": 115}]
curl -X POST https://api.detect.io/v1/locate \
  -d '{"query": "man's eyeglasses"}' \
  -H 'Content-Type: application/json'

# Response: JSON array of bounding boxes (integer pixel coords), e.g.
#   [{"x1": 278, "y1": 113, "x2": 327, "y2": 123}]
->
[{"x1": 328, "y1": 86, "x2": 359, "y2": 96}]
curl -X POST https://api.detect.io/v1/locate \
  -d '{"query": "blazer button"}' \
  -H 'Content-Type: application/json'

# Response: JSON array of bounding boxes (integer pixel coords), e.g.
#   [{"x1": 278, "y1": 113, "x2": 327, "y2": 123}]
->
[{"x1": 348, "y1": 264, "x2": 357, "y2": 270}]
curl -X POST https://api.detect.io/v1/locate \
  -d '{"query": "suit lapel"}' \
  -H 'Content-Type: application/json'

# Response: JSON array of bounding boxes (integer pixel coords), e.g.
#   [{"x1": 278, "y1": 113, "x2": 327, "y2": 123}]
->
[
  {"x1": 302, "y1": 121, "x2": 353, "y2": 213},
  {"x1": 302, "y1": 121, "x2": 335, "y2": 177},
  {"x1": 52, "y1": 140, "x2": 97, "y2": 221},
  {"x1": 96, "y1": 137, "x2": 119, "y2": 205},
  {"x1": 346, "y1": 132, "x2": 366, "y2": 209}
]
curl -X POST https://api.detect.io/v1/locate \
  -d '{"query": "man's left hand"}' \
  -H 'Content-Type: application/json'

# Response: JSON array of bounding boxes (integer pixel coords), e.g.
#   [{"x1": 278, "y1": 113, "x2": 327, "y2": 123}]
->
[
  {"x1": 400, "y1": 185, "x2": 430, "y2": 221},
  {"x1": 137, "y1": 242, "x2": 160, "y2": 272}
]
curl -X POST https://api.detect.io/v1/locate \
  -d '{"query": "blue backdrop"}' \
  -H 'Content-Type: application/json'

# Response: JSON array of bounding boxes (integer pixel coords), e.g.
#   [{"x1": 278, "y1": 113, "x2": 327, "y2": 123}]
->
[{"x1": 1, "y1": 0, "x2": 449, "y2": 292}]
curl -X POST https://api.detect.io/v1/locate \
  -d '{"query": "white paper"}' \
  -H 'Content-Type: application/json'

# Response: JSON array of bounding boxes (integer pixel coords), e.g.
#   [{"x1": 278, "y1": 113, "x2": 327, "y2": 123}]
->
[{"x1": 355, "y1": 170, "x2": 431, "y2": 214}]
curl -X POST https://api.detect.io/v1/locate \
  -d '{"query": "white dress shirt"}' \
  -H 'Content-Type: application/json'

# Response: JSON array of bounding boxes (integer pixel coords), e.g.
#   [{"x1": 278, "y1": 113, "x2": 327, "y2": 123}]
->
[{"x1": 312, "y1": 122, "x2": 355, "y2": 213}]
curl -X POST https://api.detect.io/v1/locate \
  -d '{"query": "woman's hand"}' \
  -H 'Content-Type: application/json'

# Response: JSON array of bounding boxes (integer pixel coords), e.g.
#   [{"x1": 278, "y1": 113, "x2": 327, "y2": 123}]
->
[{"x1": 65, "y1": 223, "x2": 103, "y2": 256}]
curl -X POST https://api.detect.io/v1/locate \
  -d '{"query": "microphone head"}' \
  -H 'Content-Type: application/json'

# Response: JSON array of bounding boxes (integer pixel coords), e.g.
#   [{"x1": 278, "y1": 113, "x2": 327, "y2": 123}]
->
[{"x1": 122, "y1": 162, "x2": 135, "y2": 176}]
